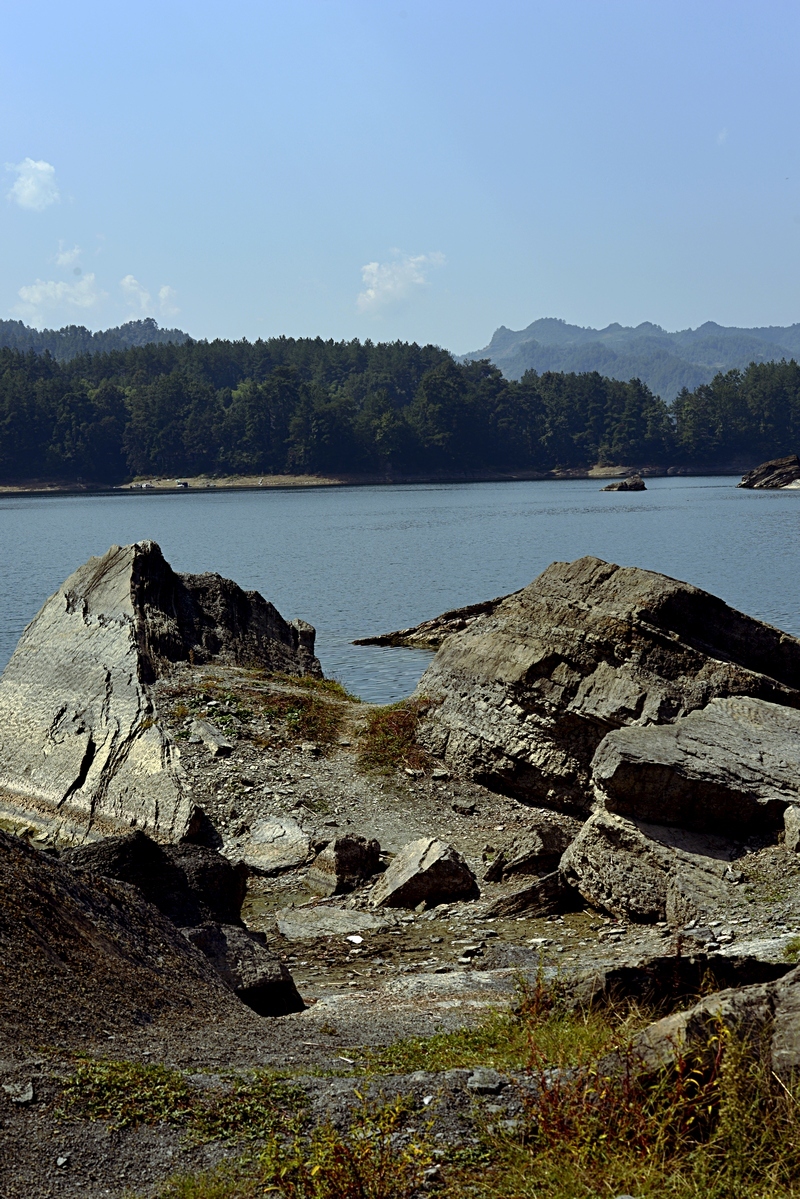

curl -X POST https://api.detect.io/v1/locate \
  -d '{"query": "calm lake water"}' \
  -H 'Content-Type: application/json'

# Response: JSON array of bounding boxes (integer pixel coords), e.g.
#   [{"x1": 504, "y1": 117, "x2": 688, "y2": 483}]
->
[{"x1": 1, "y1": 477, "x2": 798, "y2": 704}]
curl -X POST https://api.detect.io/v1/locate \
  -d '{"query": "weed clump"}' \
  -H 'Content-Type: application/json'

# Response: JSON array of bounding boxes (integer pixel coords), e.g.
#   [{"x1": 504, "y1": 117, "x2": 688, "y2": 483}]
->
[
  {"x1": 59, "y1": 1060, "x2": 307, "y2": 1141},
  {"x1": 356, "y1": 699, "x2": 431, "y2": 775},
  {"x1": 156, "y1": 1097, "x2": 434, "y2": 1199}
]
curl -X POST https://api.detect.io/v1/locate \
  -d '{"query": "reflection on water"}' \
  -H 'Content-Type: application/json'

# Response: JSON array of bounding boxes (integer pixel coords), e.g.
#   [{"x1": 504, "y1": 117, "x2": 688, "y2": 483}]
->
[{"x1": 0, "y1": 477, "x2": 798, "y2": 703}]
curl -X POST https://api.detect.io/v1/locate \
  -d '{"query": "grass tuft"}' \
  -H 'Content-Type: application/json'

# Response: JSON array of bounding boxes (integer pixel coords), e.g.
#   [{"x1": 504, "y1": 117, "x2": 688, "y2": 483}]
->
[
  {"x1": 355, "y1": 699, "x2": 431, "y2": 775},
  {"x1": 155, "y1": 1097, "x2": 434, "y2": 1199}
]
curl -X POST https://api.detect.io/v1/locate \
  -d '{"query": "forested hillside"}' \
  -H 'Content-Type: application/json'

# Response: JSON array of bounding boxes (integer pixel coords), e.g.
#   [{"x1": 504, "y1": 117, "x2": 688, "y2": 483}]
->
[
  {"x1": 0, "y1": 335, "x2": 798, "y2": 483},
  {"x1": 0, "y1": 317, "x2": 190, "y2": 361},
  {"x1": 464, "y1": 317, "x2": 800, "y2": 402}
]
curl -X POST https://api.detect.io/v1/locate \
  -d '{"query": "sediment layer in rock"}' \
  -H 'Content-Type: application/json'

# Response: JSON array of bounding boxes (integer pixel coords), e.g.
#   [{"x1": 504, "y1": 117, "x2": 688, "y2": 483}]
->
[
  {"x1": 414, "y1": 556, "x2": 800, "y2": 811},
  {"x1": 593, "y1": 696, "x2": 800, "y2": 833}
]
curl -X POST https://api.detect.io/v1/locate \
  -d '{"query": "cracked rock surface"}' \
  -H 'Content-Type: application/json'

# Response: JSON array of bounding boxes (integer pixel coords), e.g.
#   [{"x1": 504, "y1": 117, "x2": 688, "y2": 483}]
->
[{"x1": 0, "y1": 541, "x2": 319, "y2": 844}]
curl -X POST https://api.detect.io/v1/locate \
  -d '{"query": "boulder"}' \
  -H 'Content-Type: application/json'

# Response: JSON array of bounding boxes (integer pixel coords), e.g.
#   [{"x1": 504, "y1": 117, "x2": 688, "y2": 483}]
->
[
  {"x1": 483, "y1": 870, "x2": 569, "y2": 918},
  {"x1": 0, "y1": 828, "x2": 245, "y2": 1053},
  {"x1": 601, "y1": 474, "x2": 646, "y2": 491},
  {"x1": 415, "y1": 556, "x2": 800, "y2": 812},
  {"x1": 276, "y1": 905, "x2": 393, "y2": 940},
  {"x1": 370, "y1": 838, "x2": 478, "y2": 909},
  {"x1": 785, "y1": 805, "x2": 800, "y2": 852},
  {"x1": 738, "y1": 454, "x2": 800, "y2": 489},
  {"x1": 625, "y1": 963, "x2": 800, "y2": 1082},
  {"x1": 0, "y1": 541, "x2": 320, "y2": 844},
  {"x1": 189, "y1": 718, "x2": 233, "y2": 757},
  {"x1": 305, "y1": 834, "x2": 381, "y2": 896},
  {"x1": 483, "y1": 812, "x2": 583, "y2": 882},
  {"x1": 559, "y1": 808, "x2": 740, "y2": 925},
  {"x1": 181, "y1": 923, "x2": 304, "y2": 1016},
  {"x1": 62, "y1": 831, "x2": 248, "y2": 926},
  {"x1": 593, "y1": 696, "x2": 800, "y2": 833},
  {"x1": 234, "y1": 816, "x2": 311, "y2": 874}
]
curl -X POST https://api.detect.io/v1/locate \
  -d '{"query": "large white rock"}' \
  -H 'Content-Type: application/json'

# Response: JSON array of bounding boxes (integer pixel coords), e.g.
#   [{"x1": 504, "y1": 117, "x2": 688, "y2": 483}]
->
[
  {"x1": 0, "y1": 543, "x2": 193, "y2": 843},
  {"x1": 0, "y1": 540, "x2": 319, "y2": 844}
]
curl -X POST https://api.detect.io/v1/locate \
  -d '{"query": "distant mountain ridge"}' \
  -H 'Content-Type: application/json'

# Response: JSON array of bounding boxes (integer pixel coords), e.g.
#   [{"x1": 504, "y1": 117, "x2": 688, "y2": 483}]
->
[
  {"x1": 462, "y1": 318, "x2": 800, "y2": 401},
  {"x1": 0, "y1": 317, "x2": 191, "y2": 361}
]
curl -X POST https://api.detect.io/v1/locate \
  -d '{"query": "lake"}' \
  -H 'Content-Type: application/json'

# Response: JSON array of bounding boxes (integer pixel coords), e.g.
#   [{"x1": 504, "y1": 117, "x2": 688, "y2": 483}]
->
[{"x1": 1, "y1": 477, "x2": 798, "y2": 704}]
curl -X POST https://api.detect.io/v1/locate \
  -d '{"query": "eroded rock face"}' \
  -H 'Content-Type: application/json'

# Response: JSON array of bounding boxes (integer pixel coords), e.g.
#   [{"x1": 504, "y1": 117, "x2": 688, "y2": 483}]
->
[
  {"x1": 0, "y1": 541, "x2": 319, "y2": 843},
  {"x1": 370, "y1": 837, "x2": 478, "y2": 909},
  {"x1": 593, "y1": 697, "x2": 800, "y2": 833},
  {"x1": 416, "y1": 556, "x2": 800, "y2": 812},
  {"x1": 738, "y1": 454, "x2": 800, "y2": 489},
  {"x1": 559, "y1": 809, "x2": 740, "y2": 925}
]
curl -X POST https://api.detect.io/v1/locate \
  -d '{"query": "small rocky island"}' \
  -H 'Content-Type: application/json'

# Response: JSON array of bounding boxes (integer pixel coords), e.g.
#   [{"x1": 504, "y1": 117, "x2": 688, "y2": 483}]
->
[
  {"x1": 739, "y1": 453, "x2": 800, "y2": 488},
  {"x1": 4, "y1": 543, "x2": 800, "y2": 1196}
]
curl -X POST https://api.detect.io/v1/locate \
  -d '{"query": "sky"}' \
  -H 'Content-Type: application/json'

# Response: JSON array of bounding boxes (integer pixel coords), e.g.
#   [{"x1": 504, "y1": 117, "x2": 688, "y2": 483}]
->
[{"x1": 2, "y1": 0, "x2": 800, "y2": 352}]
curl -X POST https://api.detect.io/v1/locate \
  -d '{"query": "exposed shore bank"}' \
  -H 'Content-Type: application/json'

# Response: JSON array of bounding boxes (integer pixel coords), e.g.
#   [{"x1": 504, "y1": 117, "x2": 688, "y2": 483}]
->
[{"x1": 0, "y1": 463, "x2": 752, "y2": 497}]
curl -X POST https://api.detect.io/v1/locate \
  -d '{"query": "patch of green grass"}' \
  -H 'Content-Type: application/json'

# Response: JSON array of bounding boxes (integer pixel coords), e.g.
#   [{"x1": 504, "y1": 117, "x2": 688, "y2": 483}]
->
[
  {"x1": 354, "y1": 975, "x2": 646, "y2": 1076},
  {"x1": 783, "y1": 935, "x2": 800, "y2": 963},
  {"x1": 355, "y1": 699, "x2": 431, "y2": 775},
  {"x1": 154, "y1": 1097, "x2": 434, "y2": 1199},
  {"x1": 59, "y1": 1060, "x2": 307, "y2": 1141}
]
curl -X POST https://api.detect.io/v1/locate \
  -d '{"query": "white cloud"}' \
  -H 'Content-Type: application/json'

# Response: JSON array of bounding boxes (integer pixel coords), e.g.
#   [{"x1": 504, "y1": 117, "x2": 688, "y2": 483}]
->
[
  {"x1": 16, "y1": 273, "x2": 102, "y2": 320},
  {"x1": 158, "y1": 285, "x2": 179, "y2": 317},
  {"x1": 6, "y1": 158, "x2": 60, "y2": 211},
  {"x1": 56, "y1": 243, "x2": 81, "y2": 267},
  {"x1": 357, "y1": 251, "x2": 445, "y2": 313},
  {"x1": 717, "y1": 127, "x2": 728, "y2": 145},
  {"x1": 120, "y1": 274, "x2": 152, "y2": 313}
]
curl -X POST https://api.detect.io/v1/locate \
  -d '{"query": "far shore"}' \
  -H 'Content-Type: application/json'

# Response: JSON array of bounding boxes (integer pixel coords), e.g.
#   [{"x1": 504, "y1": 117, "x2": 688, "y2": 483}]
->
[{"x1": 0, "y1": 463, "x2": 750, "y2": 497}]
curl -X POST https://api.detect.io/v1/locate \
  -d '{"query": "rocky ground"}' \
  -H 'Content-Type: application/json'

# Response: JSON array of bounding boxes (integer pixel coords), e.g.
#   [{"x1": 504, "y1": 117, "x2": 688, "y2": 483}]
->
[{"x1": 4, "y1": 663, "x2": 800, "y2": 1199}]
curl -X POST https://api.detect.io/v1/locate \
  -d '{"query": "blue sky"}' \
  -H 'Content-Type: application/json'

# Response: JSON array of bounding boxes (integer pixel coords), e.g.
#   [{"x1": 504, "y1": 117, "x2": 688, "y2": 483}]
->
[{"x1": 2, "y1": 0, "x2": 799, "y2": 351}]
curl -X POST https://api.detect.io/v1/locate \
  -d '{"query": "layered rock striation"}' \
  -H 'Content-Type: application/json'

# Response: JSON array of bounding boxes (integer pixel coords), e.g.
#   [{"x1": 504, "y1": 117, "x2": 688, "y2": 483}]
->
[
  {"x1": 0, "y1": 541, "x2": 319, "y2": 843},
  {"x1": 414, "y1": 556, "x2": 800, "y2": 812}
]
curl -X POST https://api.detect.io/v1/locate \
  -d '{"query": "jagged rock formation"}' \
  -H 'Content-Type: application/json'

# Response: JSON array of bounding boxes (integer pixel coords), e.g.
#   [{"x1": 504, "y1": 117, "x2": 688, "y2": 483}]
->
[
  {"x1": 415, "y1": 556, "x2": 800, "y2": 812},
  {"x1": 483, "y1": 813, "x2": 582, "y2": 882},
  {"x1": 0, "y1": 541, "x2": 319, "y2": 843},
  {"x1": 0, "y1": 829, "x2": 245, "y2": 1053},
  {"x1": 738, "y1": 454, "x2": 800, "y2": 489},
  {"x1": 601, "y1": 474, "x2": 646, "y2": 491},
  {"x1": 593, "y1": 696, "x2": 800, "y2": 833}
]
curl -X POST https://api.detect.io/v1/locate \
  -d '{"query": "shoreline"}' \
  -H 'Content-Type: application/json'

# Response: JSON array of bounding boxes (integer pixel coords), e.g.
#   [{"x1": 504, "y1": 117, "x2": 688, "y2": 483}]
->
[{"x1": 0, "y1": 464, "x2": 749, "y2": 497}]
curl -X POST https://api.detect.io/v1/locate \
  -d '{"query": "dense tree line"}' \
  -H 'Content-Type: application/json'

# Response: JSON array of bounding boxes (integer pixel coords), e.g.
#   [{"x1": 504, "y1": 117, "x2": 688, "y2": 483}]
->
[{"x1": 0, "y1": 336, "x2": 797, "y2": 483}]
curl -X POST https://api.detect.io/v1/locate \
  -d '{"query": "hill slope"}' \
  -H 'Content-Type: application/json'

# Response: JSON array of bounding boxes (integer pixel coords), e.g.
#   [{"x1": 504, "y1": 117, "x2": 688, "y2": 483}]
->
[{"x1": 463, "y1": 318, "x2": 800, "y2": 401}]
